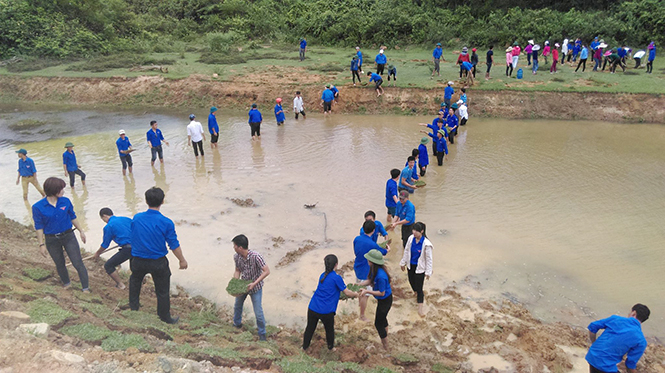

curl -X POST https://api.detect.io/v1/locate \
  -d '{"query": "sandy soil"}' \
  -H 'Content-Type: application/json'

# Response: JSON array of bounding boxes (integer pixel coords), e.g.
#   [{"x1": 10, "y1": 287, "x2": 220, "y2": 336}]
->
[{"x1": 0, "y1": 73, "x2": 664, "y2": 123}]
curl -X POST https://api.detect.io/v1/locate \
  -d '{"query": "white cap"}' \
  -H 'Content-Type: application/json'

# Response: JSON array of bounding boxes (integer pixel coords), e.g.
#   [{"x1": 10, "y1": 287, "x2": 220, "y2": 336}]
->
[
  {"x1": 456, "y1": 100, "x2": 463, "y2": 105},
  {"x1": 447, "y1": 81, "x2": 453, "y2": 85},
  {"x1": 379, "y1": 50, "x2": 384, "y2": 54},
  {"x1": 118, "y1": 129, "x2": 126, "y2": 135},
  {"x1": 356, "y1": 46, "x2": 360, "y2": 50}
]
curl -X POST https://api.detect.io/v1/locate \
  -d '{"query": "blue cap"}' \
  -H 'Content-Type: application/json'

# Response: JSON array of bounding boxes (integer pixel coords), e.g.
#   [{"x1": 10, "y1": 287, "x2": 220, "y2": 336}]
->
[
  {"x1": 436, "y1": 43, "x2": 441, "y2": 46},
  {"x1": 210, "y1": 107, "x2": 217, "y2": 113},
  {"x1": 16, "y1": 148, "x2": 27, "y2": 155},
  {"x1": 189, "y1": 114, "x2": 195, "y2": 120}
]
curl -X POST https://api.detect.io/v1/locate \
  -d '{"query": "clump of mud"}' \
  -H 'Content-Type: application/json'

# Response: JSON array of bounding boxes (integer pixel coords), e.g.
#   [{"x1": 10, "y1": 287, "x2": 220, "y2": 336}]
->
[
  {"x1": 276, "y1": 240, "x2": 318, "y2": 268},
  {"x1": 271, "y1": 236, "x2": 285, "y2": 248},
  {"x1": 228, "y1": 198, "x2": 257, "y2": 207}
]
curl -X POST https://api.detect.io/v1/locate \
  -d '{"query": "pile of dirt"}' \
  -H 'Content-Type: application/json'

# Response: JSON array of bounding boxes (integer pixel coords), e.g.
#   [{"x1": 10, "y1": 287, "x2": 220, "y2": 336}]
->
[
  {"x1": 276, "y1": 240, "x2": 318, "y2": 268},
  {"x1": 227, "y1": 198, "x2": 256, "y2": 207}
]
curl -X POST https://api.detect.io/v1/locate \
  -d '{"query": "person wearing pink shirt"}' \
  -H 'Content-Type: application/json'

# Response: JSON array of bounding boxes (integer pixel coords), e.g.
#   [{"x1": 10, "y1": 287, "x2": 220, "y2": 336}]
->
[
  {"x1": 511, "y1": 42, "x2": 521, "y2": 69},
  {"x1": 505, "y1": 47, "x2": 514, "y2": 76},
  {"x1": 550, "y1": 43, "x2": 560, "y2": 73},
  {"x1": 543, "y1": 41, "x2": 551, "y2": 65},
  {"x1": 525, "y1": 40, "x2": 534, "y2": 66}
]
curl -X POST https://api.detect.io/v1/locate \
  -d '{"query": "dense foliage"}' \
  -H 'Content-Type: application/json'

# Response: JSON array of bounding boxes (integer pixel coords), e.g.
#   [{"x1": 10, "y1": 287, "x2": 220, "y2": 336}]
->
[{"x1": 0, "y1": 0, "x2": 662, "y2": 58}]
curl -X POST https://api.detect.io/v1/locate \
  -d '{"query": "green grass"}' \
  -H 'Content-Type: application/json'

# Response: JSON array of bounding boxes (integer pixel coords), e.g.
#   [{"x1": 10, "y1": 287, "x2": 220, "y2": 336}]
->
[
  {"x1": 27, "y1": 299, "x2": 76, "y2": 325},
  {"x1": 60, "y1": 323, "x2": 116, "y2": 342},
  {"x1": 22, "y1": 267, "x2": 52, "y2": 281},
  {"x1": 80, "y1": 302, "x2": 113, "y2": 318},
  {"x1": 277, "y1": 353, "x2": 396, "y2": 373},
  {"x1": 101, "y1": 333, "x2": 153, "y2": 352},
  {"x1": 432, "y1": 363, "x2": 455, "y2": 373},
  {"x1": 109, "y1": 310, "x2": 183, "y2": 335}
]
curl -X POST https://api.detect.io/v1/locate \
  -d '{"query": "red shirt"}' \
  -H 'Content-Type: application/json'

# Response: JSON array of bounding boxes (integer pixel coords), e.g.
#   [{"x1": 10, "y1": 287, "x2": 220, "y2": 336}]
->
[
  {"x1": 457, "y1": 53, "x2": 470, "y2": 64},
  {"x1": 552, "y1": 49, "x2": 559, "y2": 61}
]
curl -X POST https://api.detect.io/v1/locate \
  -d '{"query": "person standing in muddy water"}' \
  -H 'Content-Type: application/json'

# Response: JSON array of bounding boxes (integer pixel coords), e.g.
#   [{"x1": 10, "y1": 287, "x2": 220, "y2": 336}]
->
[
  {"x1": 302, "y1": 254, "x2": 359, "y2": 352},
  {"x1": 147, "y1": 120, "x2": 169, "y2": 166},
  {"x1": 208, "y1": 107, "x2": 219, "y2": 149},
  {"x1": 359, "y1": 210, "x2": 388, "y2": 243},
  {"x1": 393, "y1": 190, "x2": 416, "y2": 249},
  {"x1": 585, "y1": 304, "x2": 650, "y2": 373},
  {"x1": 94, "y1": 208, "x2": 132, "y2": 289},
  {"x1": 359, "y1": 249, "x2": 393, "y2": 351},
  {"x1": 418, "y1": 137, "x2": 429, "y2": 177},
  {"x1": 421, "y1": 129, "x2": 448, "y2": 166},
  {"x1": 116, "y1": 130, "x2": 134, "y2": 175},
  {"x1": 274, "y1": 98, "x2": 285, "y2": 126},
  {"x1": 248, "y1": 103, "x2": 262, "y2": 141},
  {"x1": 385, "y1": 169, "x2": 400, "y2": 222},
  {"x1": 398, "y1": 156, "x2": 417, "y2": 194},
  {"x1": 232, "y1": 234, "x2": 270, "y2": 341},
  {"x1": 293, "y1": 91, "x2": 306, "y2": 119},
  {"x1": 354, "y1": 220, "x2": 389, "y2": 322},
  {"x1": 419, "y1": 111, "x2": 447, "y2": 157},
  {"x1": 187, "y1": 114, "x2": 206, "y2": 158},
  {"x1": 16, "y1": 148, "x2": 45, "y2": 201},
  {"x1": 63, "y1": 142, "x2": 86, "y2": 188},
  {"x1": 399, "y1": 222, "x2": 433, "y2": 317},
  {"x1": 130, "y1": 187, "x2": 188, "y2": 324},
  {"x1": 321, "y1": 84, "x2": 334, "y2": 115}
]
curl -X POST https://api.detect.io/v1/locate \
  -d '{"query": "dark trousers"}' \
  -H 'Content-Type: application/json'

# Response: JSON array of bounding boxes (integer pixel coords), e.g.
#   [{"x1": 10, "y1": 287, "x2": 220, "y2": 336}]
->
[
  {"x1": 436, "y1": 152, "x2": 444, "y2": 166},
  {"x1": 151, "y1": 145, "x2": 164, "y2": 162},
  {"x1": 192, "y1": 140, "x2": 204, "y2": 156},
  {"x1": 506, "y1": 63, "x2": 513, "y2": 76},
  {"x1": 472, "y1": 65, "x2": 477, "y2": 78},
  {"x1": 419, "y1": 165, "x2": 427, "y2": 177},
  {"x1": 527, "y1": 53, "x2": 532, "y2": 65},
  {"x1": 104, "y1": 245, "x2": 132, "y2": 274},
  {"x1": 634, "y1": 58, "x2": 641, "y2": 68},
  {"x1": 407, "y1": 266, "x2": 425, "y2": 303},
  {"x1": 460, "y1": 118, "x2": 468, "y2": 126},
  {"x1": 295, "y1": 110, "x2": 306, "y2": 119},
  {"x1": 249, "y1": 122, "x2": 261, "y2": 137},
  {"x1": 377, "y1": 63, "x2": 385, "y2": 75},
  {"x1": 575, "y1": 58, "x2": 587, "y2": 72},
  {"x1": 45, "y1": 230, "x2": 89, "y2": 290},
  {"x1": 67, "y1": 169, "x2": 86, "y2": 187},
  {"x1": 401, "y1": 224, "x2": 413, "y2": 249},
  {"x1": 589, "y1": 365, "x2": 612, "y2": 373},
  {"x1": 302, "y1": 308, "x2": 335, "y2": 350},
  {"x1": 129, "y1": 256, "x2": 172, "y2": 321},
  {"x1": 646, "y1": 60, "x2": 653, "y2": 73},
  {"x1": 431, "y1": 141, "x2": 438, "y2": 156},
  {"x1": 352, "y1": 70, "x2": 361, "y2": 83},
  {"x1": 375, "y1": 294, "x2": 393, "y2": 339},
  {"x1": 299, "y1": 48, "x2": 306, "y2": 61},
  {"x1": 448, "y1": 127, "x2": 457, "y2": 144},
  {"x1": 561, "y1": 52, "x2": 566, "y2": 64},
  {"x1": 120, "y1": 154, "x2": 133, "y2": 170}
]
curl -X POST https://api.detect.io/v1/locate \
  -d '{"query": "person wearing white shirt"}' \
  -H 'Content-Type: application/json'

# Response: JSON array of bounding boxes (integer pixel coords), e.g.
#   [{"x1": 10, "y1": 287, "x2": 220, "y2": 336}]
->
[
  {"x1": 293, "y1": 91, "x2": 306, "y2": 120},
  {"x1": 186, "y1": 114, "x2": 206, "y2": 157},
  {"x1": 456, "y1": 100, "x2": 469, "y2": 126}
]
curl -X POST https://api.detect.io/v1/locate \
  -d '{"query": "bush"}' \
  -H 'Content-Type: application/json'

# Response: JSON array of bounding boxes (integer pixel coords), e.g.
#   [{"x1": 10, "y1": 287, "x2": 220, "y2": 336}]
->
[{"x1": 206, "y1": 31, "x2": 241, "y2": 53}]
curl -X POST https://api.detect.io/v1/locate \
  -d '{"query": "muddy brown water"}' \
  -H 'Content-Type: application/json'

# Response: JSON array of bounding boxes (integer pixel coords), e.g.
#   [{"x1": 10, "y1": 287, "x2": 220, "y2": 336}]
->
[{"x1": 1, "y1": 106, "x2": 664, "y2": 338}]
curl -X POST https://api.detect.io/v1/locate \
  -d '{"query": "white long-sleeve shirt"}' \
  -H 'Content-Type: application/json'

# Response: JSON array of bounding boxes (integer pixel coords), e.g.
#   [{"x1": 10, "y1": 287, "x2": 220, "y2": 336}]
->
[
  {"x1": 293, "y1": 96, "x2": 304, "y2": 112},
  {"x1": 458, "y1": 104, "x2": 468, "y2": 120},
  {"x1": 187, "y1": 120, "x2": 204, "y2": 142}
]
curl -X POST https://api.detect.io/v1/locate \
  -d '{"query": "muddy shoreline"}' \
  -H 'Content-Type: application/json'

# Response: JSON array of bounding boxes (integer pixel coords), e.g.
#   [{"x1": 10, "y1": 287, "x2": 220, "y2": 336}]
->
[{"x1": 1, "y1": 75, "x2": 664, "y2": 124}]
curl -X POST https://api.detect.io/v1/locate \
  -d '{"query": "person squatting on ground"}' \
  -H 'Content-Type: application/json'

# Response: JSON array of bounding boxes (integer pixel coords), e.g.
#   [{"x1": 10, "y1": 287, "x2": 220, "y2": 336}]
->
[
  {"x1": 232, "y1": 234, "x2": 270, "y2": 341},
  {"x1": 248, "y1": 103, "x2": 262, "y2": 140},
  {"x1": 293, "y1": 92, "x2": 306, "y2": 119},
  {"x1": 129, "y1": 187, "x2": 188, "y2": 324},
  {"x1": 63, "y1": 142, "x2": 86, "y2": 188},
  {"x1": 147, "y1": 120, "x2": 169, "y2": 166},
  {"x1": 387, "y1": 64, "x2": 397, "y2": 86},
  {"x1": 187, "y1": 114, "x2": 206, "y2": 157},
  {"x1": 94, "y1": 207, "x2": 133, "y2": 289},
  {"x1": 302, "y1": 254, "x2": 359, "y2": 351},
  {"x1": 368, "y1": 72, "x2": 384, "y2": 97},
  {"x1": 16, "y1": 148, "x2": 45, "y2": 200},
  {"x1": 32, "y1": 177, "x2": 89, "y2": 292},
  {"x1": 353, "y1": 220, "x2": 389, "y2": 322},
  {"x1": 358, "y1": 249, "x2": 393, "y2": 351},
  {"x1": 399, "y1": 222, "x2": 433, "y2": 317},
  {"x1": 116, "y1": 130, "x2": 134, "y2": 175}
]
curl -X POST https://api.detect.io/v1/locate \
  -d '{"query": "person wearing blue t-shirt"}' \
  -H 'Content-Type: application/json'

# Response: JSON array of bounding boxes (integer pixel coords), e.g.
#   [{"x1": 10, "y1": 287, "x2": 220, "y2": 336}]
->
[
  {"x1": 303, "y1": 254, "x2": 359, "y2": 351},
  {"x1": 351, "y1": 56, "x2": 361, "y2": 85},
  {"x1": 585, "y1": 304, "x2": 650, "y2": 373},
  {"x1": 94, "y1": 207, "x2": 133, "y2": 289},
  {"x1": 208, "y1": 107, "x2": 219, "y2": 148},
  {"x1": 274, "y1": 98, "x2": 285, "y2": 126},
  {"x1": 354, "y1": 220, "x2": 389, "y2": 322},
  {"x1": 375, "y1": 49, "x2": 387, "y2": 75},
  {"x1": 385, "y1": 169, "x2": 400, "y2": 221},
  {"x1": 299, "y1": 38, "x2": 307, "y2": 61},
  {"x1": 421, "y1": 129, "x2": 448, "y2": 166},
  {"x1": 359, "y1": 249, "x2": 393, "y2": 350},
  {"x1": 419, "y1": 111, "x2": 447, "y2": 156},
  {"x1": 330, "y1": 85, "x2": 340, "y2": 103},
  {"x1": 446, "y1": 107, "x2": 459, "y2": 144},
  {"x1": 116, "y1": 130, "x2": 134, "y2": 175},
  {"x1": 321, "y1": 84, "x2": 334, "y2": 115},
  {"x1": 147, "y1": 120, "x2": 169, "y2": 166},
  {"x1": 356, "y1": 46, "x2": 364, "y2": 72},
  {"x1": 646, "y1": 41, "x2": 656, "y2": 74},
  {"x1": 62, "y1": 142, "x2": 86, "y2": 188},
  {"x1": 359, "y1": 211, "x2": 388, "y2": 243},
  {"x1": 575, "y1": 45, "x2": 589, "y2": 72},
  {"x1": 461, "y1": 61, "x2": 475, "y2": 85},
  {"x1": 15, "y1": 148, "x2": 45, "y2": 201},
  {"x1": 418, "y1": 137, "x2": 429, "y2": 176},
  {"x1": 399, "y1": 222, "x2": 433, "y2": 317},
  {"x1": 406, "y1": 149, "x2": 420, "y2": 182},
  {"x1": 432, "y1": 43, "x2": 443, "y2": 77},
  {"x1": 248, "y1": 103, "x2": 263, "y2": 141},
  {"x1": 444, "y1": 82, "x2": 455, "y2": 109},
  {"x1": 394, "y1": 190, "x2": 416, "y2": 249},
  {"x1": 399, "y1": 156, "x2": 417, "y2": 193},
  {"x1": 367, "y1": 72, "x2": 384, "y2": 97}
]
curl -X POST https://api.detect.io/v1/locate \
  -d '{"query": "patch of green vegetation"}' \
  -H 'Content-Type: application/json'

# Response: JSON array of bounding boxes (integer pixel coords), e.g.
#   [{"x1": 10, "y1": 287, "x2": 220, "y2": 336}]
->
[
  {"x1": 81, "y1": 302, "x2": 113, "y2": 318},
  {"x1": 28, "y1": 299, "x2": 76, "y2": 325},
  {"x1": 393, "y1": 353, "x2": 418, "y2": 364},
  {"x1": 432, "y1": 363, "x2": 455, "y2": 373},
  {"x1": 312, "y1": 62, "x2": 343, "y2": 73},
  {"x1": 278, "y1": 353, "x2": 396, "y2": 373},
  {"x1": 8, "y1": 119, "x2": 48, "y2": 131},
  {"x1": 22, "y1": 267, "x2": 52, "y2": 281},
  {"x1": 186, "y1": 309, "x2": 219, "y2": 328},
  {"x1": 244, "y1": 324, "x2": 280, "y2": 337},
  {"x1": 60, "y1": 323, "x2": 116, "y2": 342},
  {"x1": 74, "y1": 291, "x2": 103, "y2": 303},
  {"x1": 66, "y1": 55, "x2": 176, "y2": 73},
  {"x1": 6, "y1": 58, "x2": 66, "y2": 73},
  {"x1": 101, "y1": 333, "x2": 153, "y2": 352},
  {"x1": 175, "y1": 343, "x2": 246, "y2": 362},
  {"x1": 340, "y1": 283, "x2": 363, "y2": 300},
  {"x1": 110, "y1": 310, "x2": 182, "y2": 335},
  {"x1": 199, "y1": 52, "x2": 247, "y2": 65},
  {"x1": 226, "y1": 278, "x2": 252, "y2": 296}
]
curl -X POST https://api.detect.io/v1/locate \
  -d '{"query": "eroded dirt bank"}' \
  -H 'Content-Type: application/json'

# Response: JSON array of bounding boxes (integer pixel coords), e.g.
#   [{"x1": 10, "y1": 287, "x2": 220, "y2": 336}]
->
[{"x1": 0, "y1": 75, "x2": 663, "y2": 123}]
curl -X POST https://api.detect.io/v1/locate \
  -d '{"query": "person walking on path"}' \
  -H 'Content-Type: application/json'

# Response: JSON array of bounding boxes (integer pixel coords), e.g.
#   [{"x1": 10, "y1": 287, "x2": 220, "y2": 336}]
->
[
  {"x1": 385, "y1": 169, "x2": 400, "y2": 222},
  {"x1": 561, "y1": 39, "x2": 569, "y2": 64},
  {"x1": 293, "y1": 91, "x2": 306, "y2": 119},
  {"x1": 359, "y1": 211, "x2": 388, "y2": 243},
  {"x1": 418, "y1": 137, "x2": 429, "y2": 177},
  {"x1": 367, "y1": 72, "x2": 384, "y2": 97},
  {"x1": 393, "y1": 190, "x2": 416, "y2": 249},
  {"x1": 32, "y1": 177, "x2": 89, "y2": 292},
  {"x1": 208, "y1": 107, "x2": 219, "y2": 149},
  {"x1": 575, "y1": 44, "x2": 589, "y2": 72},
  {"x1": 585, "y1": 304, "x2": 650, "y2": 373},
  {"x1": 302, "y1": 254, "x2": 359, "y2": 351},
  {"x1": 432, "y1": 43, "x2": 443, "y2": 77},
  {"x1": 232, "y1": 234, "x2": 270, "y2": 341},
  {"x1": 375, "y1": 49, "x2": 387, "y2": 75},
  {"x1": 274, "y1": 98, "x2": 286, "y2": 126},
  {"x1": 94, "y1": 207, "x2": 132, "y2": 289},
  {"x1": 321, "y1": 84, "x2": 334, "y2": 114},
  {"x1": 485, "y1": 45, "x2": 494, "y2": 80},
  {"x1": 187, "y1": 114, "x2": 206, "y2": 158},
  {"x1": 63, "y1": 142, "x2": 86, "y2": 188},
  {"x1": 354, "y1": 220, "x2": 389, "y2": 322},
  {"x1": 525, "y1": 40, "x2": 534, "y2": 66},
  {"x1": 532, "y1": 44, "x2": 540, "y2": 74},
  {"x1": 299, "y1": 38, "x2": 307, "y2": 61},
  {"x1": 444, "y1": 81, "x2": 454, "y2": 109},
  {"x1": 505, "y1": 47, "x2": 514, "y2": 76},
  {"x1": 130, "y1": 187, "x2": 188, "y2": 324},
  {"x1": 116, "y1": 130, "x2": 134, "y2": 175},
  {"x1": 511, "y1": 42, "x2": 521, "y2": 70},
  {"x1": 647, "y1": 41, "x2": 656, "y2": 74},
  {"x1": 351, "y1": 56, "x2": 362, "y2": 85},
  {"x1": 248, "y1": 103, "x2": 263, "y2": 141},
  {"x1": 356, "y1": 46, "x2": 364, "y2": 73},
  {"x1": 421, "y1": 129, "x2": 448, "y2": 166},
  {"x1": 550, "y1": 43, "x2": 560, "y2": 73},
  {"x1": 358, "y1": 249, "x2": 393, "y2": 351},
  {"x1": 457, "y1": 47, "x2": 470, "y2": 78},
  {"x1": 147, "y1": 120, "x2": 169, "y2": 166},
  {"x1": 399, "y1": 222, "x2": 433, "y2": 317},
  {"x1": 471, "y1": 48, "x2": 479, "y2": 78},
  {"x1": 16, "y1": 148, "x2": 45, "y2": 201}
]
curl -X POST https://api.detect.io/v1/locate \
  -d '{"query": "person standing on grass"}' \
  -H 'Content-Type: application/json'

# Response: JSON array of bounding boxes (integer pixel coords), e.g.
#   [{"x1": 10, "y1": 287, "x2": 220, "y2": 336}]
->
[
  {"x1": 561, "y1": 39, "x2": 569, "y2": 64},
  {"x1": 543, "y1": 41, "x2": 551, "y2": 65},
  {"x1": 399, "y1": 222, "x2": 433, "y2": 317},
  {"x1": 63, "y1": 142, "x2": 86, "y2": 188},
  {"x1": 356, "y1": 46, "x2": 364, "y2": 73},
  {"x1": 511, "y1": 42, "x2": 521, "y2": 70},
  {"x1": 375, "y1": 49, "x2": 387, "y2": 75},
  {"x1": 646, "y1": 41, "x2": 656, "y2": 74},
  {"x1": 187, "y1": 114, "x2": 205, "y2": 158},
  {"x1": 418, "y1": 137, "x2": 429, "y2": 177},
  {"x1": 147, "y1": 120, "x2": 169, "y2": 166},
  {"x1": 321, "y1": 84, "x2": 334, "y2": 114},
  {"x1": 303, "y1": 254, "x2": 359, "y2": 351},
  {"x1": 368, "y1": 72, "x2": 384, "y2": 97},
  {"x1": 393, "y1": 190, "x2": 416, "y2": 249},
  {"x1": 385, "y1": 169, "x2": 400, "y2": 222},
  {"x1": 94, "y1": 207, "x2": 132, "y2": 289},
  {"x1": 16, "y1": 148, "x2": 45, "y2": 201},
  {"x1": 232, "y1": 234, "x2": 270, "y2": 341},
  {"x1": 525, "y1": 40, "x2": 534, "y2": 66},
  {"x1": 471, "y1": 48, "x2": 479, "y2": 78},
  {"x1": 359, "y1": 211, "x2": 388, "y2": 243},
  {"x1": 208, "y1": 107, "x2": 219, "y2": 149},
  {"x1": 532, "y1": 44, "x2": 540, "y2": 75},
  {"x1": 457, "y1": 47, "x2": 470, "y2": 78},
  {"x1": 130, "y1": 187, "x2": 188, "y2": 324},
  {"x1": 359, "y1": 249, "x2": 393, "y2": 351},
  {"x1": 32, "y1": 177, "x2": 89, "y2": 292},
  {"x1": 444, "y1": 81, "x2": 454, "y2": 109},
  {"x1": 353, "y1": 220, "x2": 389, "y2": 322},
  {"x1": 116, "y1": 130, "x2": 133, "y2": 176},
  {"x1": 299, "y1": 38, "x2": 307, "y2": 61},
  {"x1": 593, "y1": 44, "x2": 604, "y2": 72},
  {"x1": 550, "y1": 43, "x2": 560, "y2": 73},
  {"x1": 274, "y1": 98, "x2": 285, "y2": 126},
  {"x1": 486, "y1": 45, "x2": 494, "y2": 80},
  {"x1": 572, "y1": 39, "x2": 581, "y2": 62},
  {"x1": 293, "y1": 91, "x2": 306, "y2": 119},
  {"x1": 248, "y1": 103, "x2": 262, "y2": 140},
  {"x1": 421, "y1": 129, "x2": 448, "y2": 166},
  {"x1": 585, "y1": 304, "x2": 650, "y2": 373},
  {"x1": 351, "y1": 56, "x2": 361, "y2": 85},
  {"x1": 387, "y1": 64, "x2": 397, "y2": 86},
  {"x1": 432, "y1": 43, "x2": 443, "y2": 77},
  {"x1": 505, "y1": 47, "x2": 514, "y2": 76},
  {"x1": 575, "y1": 44, "x2": 588, "y2": 72}
]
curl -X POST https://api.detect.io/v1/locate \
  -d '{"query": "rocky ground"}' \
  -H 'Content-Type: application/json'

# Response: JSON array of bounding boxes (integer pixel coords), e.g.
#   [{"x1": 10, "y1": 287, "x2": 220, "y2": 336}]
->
[{"x1": 1, "y1": 213, "x2": 665, "y2": 373}]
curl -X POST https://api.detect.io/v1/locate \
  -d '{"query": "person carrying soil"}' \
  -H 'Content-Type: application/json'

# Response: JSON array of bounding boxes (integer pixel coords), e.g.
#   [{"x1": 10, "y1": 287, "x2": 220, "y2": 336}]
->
[
  {"x1": 367, "y1": 72, "x2": 384, "y2": 97},
  {"x1": 398, "y1": 156, "x2": 417, "y2": 194},
  {"x1": 353, "y1": 220, "x2": 389, "y2": 322},
  {"x1": 375, "y1": 49, "x2": 387, "y2": 75},
  {"x1": 385, "y1": 169, "x2": 400, "y2": 222},
  {"x1": 351, "y1": 56, "x2": 361, "y2": 85},
  {"x1": 32, "y1": 177, "x2": 89, "y2": 292},
  {"x1": 303, "y1": 254, "x2": 359, "y2": 351},
  {"x1": 187, "y1": 114, "x2": 205, "y2": 158},
  {"x1": 418, "y1": 137, "x2": 429, "y2": 177},
  {"x1": 15, "y1": 148, "x2": 45, "y2": 201},
  {"x1": 505, "y1": 47, "x2": 514, "y2": 76},
  {"x1": 116, "y1": 130, "x2": 134, "y2": 175},
  {"x1": 405, "y1": 149, "x2": 421, "y2": 183},
  {"x1": 399, "y1": 222, "x2": 433, "y2": 317},
  {"x1": 274, "y1": 98, "x2": 285, "y2": 126},
  {"x1": 358, "y1": 249, "x2": 393, "y2": 351},
  {"x1": 432, "y1": 43, "x2": 443, "y2": 77},
  {"x1": 457, "y1": 47, "x2": 470, "y2": 78},
  {"x1": 147, "y1": 120, "x2": 169, "y2": 166},
  {"x1": 421, "y1": 129, "x2": 448, "y2": 166},
  {"x1": 129, "y1": 187, "x2": 187, "y2": 324},
  {"x1": 386, "y1": 64, "x2": 397, "y2": 86},
  {"x1": 232, "y1": 234, "x2": 270, "y2": 340},
  {"x1": 293, "y1": 91, "x2": 306, "y2": 119},
  {"x1": 585, "y1": 304, "x2": 650, "y2": 373},
  {"x1": 393, "y1": 190, "x2": 416, "y2": 249},
  {"x1": 94, "y1": 207, "x2": 132, "y2": 289},
  {"x1": 248, "y1": 103, "x2": 263, "y2": 140},
  {"x1": 359, "y1": 210, "x2": 388, "y2": 243},
  {"x1": 208, "y1": 107, "x2": 219, "y2": 149},
  {"x1": 63, "y1": 142, "x2": 86, "y2": 188},
  {"x1": 485, "y1": 45, "x2": 494, "y2": 80},
  {"x1": 320, "y1": 84, "x2": 334, "y2": 114}
]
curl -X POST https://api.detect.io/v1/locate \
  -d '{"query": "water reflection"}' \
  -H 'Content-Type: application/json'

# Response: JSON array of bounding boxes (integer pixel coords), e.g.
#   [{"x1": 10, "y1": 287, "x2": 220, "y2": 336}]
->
[
  {"x1": 70, "y1": 186, "x2": 89, "y2": 230},
  {"x1": 251, "y1": 142, "x2": 264, "y2": 169},
  {"x1": 123, "y1": 174, "x2": 139, "y2": 215},
  {"x1": 211, "y1": 149, "x2": 222, "y2": 183},
  {"x1": 152, "y1": 163, "x2": 169, "y2": 195}
]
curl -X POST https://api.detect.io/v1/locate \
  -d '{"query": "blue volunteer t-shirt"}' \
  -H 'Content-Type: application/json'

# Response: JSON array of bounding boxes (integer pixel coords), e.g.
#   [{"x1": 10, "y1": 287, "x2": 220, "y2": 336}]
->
[
  {"x1": 444, "y1": 86, "x2": 454, "y2": 99},
  {"x1": 433, "y1": 47, "x2": 443, "y2": 59},
  {"x1": 359, "y1": 220, "x2": 388, "y2": 243},
  {"x1": 461, "y1": 61, "x2": 473, "y2": 71},
  {"x1": 208, "y1": 113, "x2": 219, "y2": 135},
  {"x1": 248, "y1": 109, "x2": 262, "y2": 123},
  {"x1": 32, "y1": 197, "x2": 76, "y2": 235},
  {"x1": 405, "y1": 160, "x2": 419, "y2": 181},
  {"x1": 321, "y1": 89, "x2": 334, "y2": 102},
  {"x1": 369, "y1": 73, "x2": 382, "y2": 82},
  {"x1": 410, "y1": 236, "x2": 423, "y2": 265},
  {"x1": 300, "y1": 40, "x2": 307, "y2": 49},
  {"x1": 418, "y1": 144, "x2": 429, "y2": 167},
  {"x1": 18, "y1": 157, "x2": 37, "y2": 177},
  {"x1": 131, "y1": 209, "x2": 180, "y2": 259},
  {"x1": 399, "y1": 166, "x2": 414, "y2": 192},
  {"x1": 428, "y1": 132, "x2": 448, "y2": 154},
  {"x1": 308, "y1": 271, "x2": 346, "y2": 314},
  {"x1": 585, "y1": 315, "x2": 647, "y2": 372},
  {"x1": 375, "y1": 53, "x2": 387, "y2": 64},
  {"x1": 396, "y1": 200, "x2": 416, "y2": 225},
  {"x1": 351, "y1": 58, "x2": 359, "y2": 71},
  {"x1": 146, "y1": 129, "x2": 164, "y2": 147},
  {"x1": 353, "y1": 234, "x2": 387, "y2": 280},
  {"x1": 357, "y1": 51, "x2": 363, "y2": 65},
  {"x1": 385, "y1": 179, "x2": 398, "y2": 208},
  {"x1": 116, "y1": 137, "x2": 132, "y2": 157},
  {"x1": 274, "y1": 104, "x2": 285, "y2": 122},
  {"x1": 372, "y1": 268, "x2": 392, "y2": 300},
  {"x1": 330, "y1": 86, "x2": 339, "y2": 95},
  {"x1": 62, "y1": 151, "x2": 78, "y2": 171},
  {"x1": 101, "y1": 215, "x2": 132, "y2": 248},
  {"x1": 446, "y1": 114, "x2": 459, "y2": 129}
]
